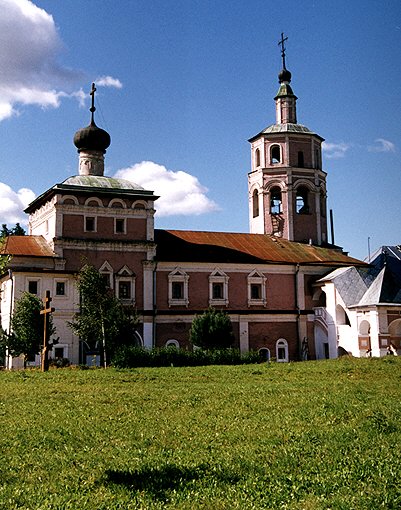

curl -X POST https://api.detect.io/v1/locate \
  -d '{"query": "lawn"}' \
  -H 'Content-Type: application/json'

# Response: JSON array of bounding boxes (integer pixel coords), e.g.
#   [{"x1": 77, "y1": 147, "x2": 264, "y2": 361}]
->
[{"x1": 0, "y1": 357, "x2": 400, "y2": 509}]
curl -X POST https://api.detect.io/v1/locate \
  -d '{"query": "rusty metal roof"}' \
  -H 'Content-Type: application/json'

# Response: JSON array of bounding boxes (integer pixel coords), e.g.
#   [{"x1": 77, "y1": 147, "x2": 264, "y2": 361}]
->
[
  {"x1": 0, "y1": 236, "x2": 56, "y2": 258},
  {"x1": 155, "y1": 230, "x2": 364, "y2": 266}
]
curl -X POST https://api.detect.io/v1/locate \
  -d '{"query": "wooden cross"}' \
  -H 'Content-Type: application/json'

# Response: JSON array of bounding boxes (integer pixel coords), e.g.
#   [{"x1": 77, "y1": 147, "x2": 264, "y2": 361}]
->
[
  {"x1": 40, "y1": 290, "x2": 55, "y2": 372},
  {"x1": 90, "y1": 82, "x2": 96, "y2": 123},
  {"x1": 278, "y1": 32, "x2": 288, "y2": 69}
]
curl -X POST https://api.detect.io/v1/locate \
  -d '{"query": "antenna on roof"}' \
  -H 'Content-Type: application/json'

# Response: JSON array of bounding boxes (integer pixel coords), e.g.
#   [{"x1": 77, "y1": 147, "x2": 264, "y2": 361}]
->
[{"x1": 367, "y1": 237, "x2": 371, "y2": 263}]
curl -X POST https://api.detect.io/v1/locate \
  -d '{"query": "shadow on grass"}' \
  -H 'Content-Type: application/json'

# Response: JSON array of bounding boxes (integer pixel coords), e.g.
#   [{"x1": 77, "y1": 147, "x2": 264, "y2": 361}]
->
[{"x1": 104, "y1": 463, "x2": 240, "y2": 500}]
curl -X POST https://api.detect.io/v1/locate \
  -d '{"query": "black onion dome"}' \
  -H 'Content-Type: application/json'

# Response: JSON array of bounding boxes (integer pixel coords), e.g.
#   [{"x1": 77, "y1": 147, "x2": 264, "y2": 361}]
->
[
  {"x1": 278, "y1": 68, "x2": 292, "y2": 83},
  {"x1": 73, "y1": 120, "x2": 111, "y2": 152}
]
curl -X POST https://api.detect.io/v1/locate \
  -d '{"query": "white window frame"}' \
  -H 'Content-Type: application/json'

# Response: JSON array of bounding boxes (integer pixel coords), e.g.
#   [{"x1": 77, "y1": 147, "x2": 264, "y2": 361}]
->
[
  {"x1": 27, "y1": 278, "x2": 41, "y2": 296},
  {"x1": 247, "y1": 270, "x2": 267, "y2": 306},
  {"x1": 99, "y1": 261, "x2": 114, "y2": 289},
  {"x1": 165, "y1": 339, "x2": 180, "y2": 349},
  {"x1": 114, "y1": 217, "x2": 127, "y2": 235},
  {"x1": 51, "y1": 344, "x2": 69, "y2": 360},
  {"x1": 276, "y1": 338, "x2": 289, "y2": 362},
  {"x1": 115, "y1": 265, "x2": 135, "y2": 304},
  {"x1": 84, "y1": 215, "x2": 97, "y2": 233},
  {"x1": 270, "y1": 144, "x2": 282, "y2": 164},
  {"x1": 209, "y1": 269, "x2": 229, "y2": 306},
  {"x1": 168, "y1": 268, "x2": 189, "y2": 307},
  {"x1": 54, "y1": 279, "x2": 68, "y2": 298}
]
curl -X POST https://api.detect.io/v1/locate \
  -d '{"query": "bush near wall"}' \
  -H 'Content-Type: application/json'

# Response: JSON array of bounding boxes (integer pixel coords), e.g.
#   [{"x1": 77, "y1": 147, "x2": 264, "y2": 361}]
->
[{"x1": 111, "y1": 346, "x2": 260, "y2": 368}]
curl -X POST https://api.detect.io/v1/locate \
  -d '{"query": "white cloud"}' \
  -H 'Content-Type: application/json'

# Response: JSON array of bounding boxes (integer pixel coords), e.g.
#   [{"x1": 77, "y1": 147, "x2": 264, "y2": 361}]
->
[
  {"x1": 115, "y1": 161, "x2": 220, "y2": 217},
  {"x1": 0, "y1": 0, "x2": 84, "y2": 120},
  {"x1": 322, "y1": 142, "x2": 350, "y2": 159},
  {"x1": 96, "y1": 76, "x2": 123, "y2": 89},
  {"x1": 0, "y1": 182, "x2": 35, "y2": 225},
  {"x1": 368, "y1": 138, "x2": 396, "y2": 153}
]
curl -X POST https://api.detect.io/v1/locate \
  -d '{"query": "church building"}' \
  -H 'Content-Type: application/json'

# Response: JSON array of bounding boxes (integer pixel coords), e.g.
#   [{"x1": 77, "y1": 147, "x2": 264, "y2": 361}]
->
[{"x1": 0, "y1": 41, "x2": 365, "y2": 368}]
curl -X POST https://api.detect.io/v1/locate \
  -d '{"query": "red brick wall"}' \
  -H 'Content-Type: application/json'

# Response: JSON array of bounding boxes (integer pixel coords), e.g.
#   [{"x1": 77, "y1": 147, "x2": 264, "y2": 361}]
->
[
  {"x1": 248, "y1": 321, "x2": 298, "y2": 357},
  {"x1": 63, "y1": 249, "x2": 146, "y2": 307},
  {"x1": 62, "y1": 214, "x2": 147, "y2": 241}
]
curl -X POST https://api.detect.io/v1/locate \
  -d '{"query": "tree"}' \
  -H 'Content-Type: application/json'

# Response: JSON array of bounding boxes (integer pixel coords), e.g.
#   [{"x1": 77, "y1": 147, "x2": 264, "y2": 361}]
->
[
  {"x1": 0, "y1": 238, "x2": 11, "y2": 276},
  {"x1": 5, "y1": 292, "x2": 55, "y2": 367},
  {"x1": 190, "y1": 307, "x2": 234, "y2": 349},
  {"x1": 0, "y1": 223, "x2": 26, "y2": 239},
  {"x1": 69, "y1": 264, "x2": 139, "y2": 366}
]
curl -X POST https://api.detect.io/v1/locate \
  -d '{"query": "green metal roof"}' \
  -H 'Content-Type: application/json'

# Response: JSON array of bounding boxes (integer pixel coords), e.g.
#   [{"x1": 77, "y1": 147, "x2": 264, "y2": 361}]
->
[
  {"x1": 62, "y1": 175, "x2": 144, "y2": 190},
  {"x1": 249, "y1": 123, "x2": 324, "y2": 142}
]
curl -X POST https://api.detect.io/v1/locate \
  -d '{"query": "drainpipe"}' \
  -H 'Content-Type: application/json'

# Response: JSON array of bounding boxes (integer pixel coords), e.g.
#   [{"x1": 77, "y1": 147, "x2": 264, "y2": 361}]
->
[
  {"x1": 7, "y1": 269, "x2": 14, "y2": 369},
  {"x1": 152, "y1": 261, "x2": 158, "y2": 348},
  {"x1": 295, "y1": 263, "x2": 302, "y2": 361}
]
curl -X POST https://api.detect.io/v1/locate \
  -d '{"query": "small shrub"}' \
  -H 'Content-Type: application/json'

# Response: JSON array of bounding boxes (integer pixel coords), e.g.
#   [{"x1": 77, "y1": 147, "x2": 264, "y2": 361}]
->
[
  {"x1": 111, "y1": 346, "x2": 260, "y2": 368},
  {"x1": 49, "y1": 357, "x2": 70, "y2": 368}
]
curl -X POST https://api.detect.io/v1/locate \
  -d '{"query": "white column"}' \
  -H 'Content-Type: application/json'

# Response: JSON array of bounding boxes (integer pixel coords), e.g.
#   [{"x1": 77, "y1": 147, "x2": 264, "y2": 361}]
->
[
  {"x1": 369, "y1": 310, "x2": 380, "y2": 357},
  {"x1": 143, "y1": 321, "x2": 153, "y2": 349},
  {"x1": 239, "y1": 317, "x2": 249, "y2": 353}
]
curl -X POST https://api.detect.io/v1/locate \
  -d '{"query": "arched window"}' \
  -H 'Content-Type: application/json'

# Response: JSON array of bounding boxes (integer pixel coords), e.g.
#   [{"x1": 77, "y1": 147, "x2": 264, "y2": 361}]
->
[
  {"x1": 276, "y1": 338, "x2": 289, "y2": 362},
  {"x1": 252, "y1": 189, "x2": 259, "y2": 217},
  {"x1": 296, "y1": 186, "x2": 309, "y2": 214},
  {"x1": 255, "y1": 148, "x2": 261, "y2": 167},
  {"x1": 336, "y1": 305, "x2": 351, "y2": 326},
  {"x1": 270, "y1": 187, "x2": 282, "y2": 214},
  {"x1": 258, "y1": 348, "x2": 270, "y2": 362},
  {"x1": 270, "y1": 145, "x2": 281, "y2": 164},
  {"x1": 166, "y1": 339, "x2": 180, "y2": 349},
  {"x1": 358, "y1": 320, "x2": 371, "y2": 353},
  {"x1": 297, "y1": 151, "x2": 304, "y2": 168}
]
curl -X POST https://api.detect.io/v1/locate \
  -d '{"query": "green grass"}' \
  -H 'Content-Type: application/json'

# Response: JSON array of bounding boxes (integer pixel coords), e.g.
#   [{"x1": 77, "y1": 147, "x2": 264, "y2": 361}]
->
[{"x1": 0, "y1": 357, "x2": 400, "y2": 509}]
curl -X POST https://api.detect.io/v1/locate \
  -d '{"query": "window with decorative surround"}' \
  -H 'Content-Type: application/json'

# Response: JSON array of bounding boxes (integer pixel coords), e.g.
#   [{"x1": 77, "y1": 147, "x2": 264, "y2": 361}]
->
[
  {"x1": 247, "y1": 270, "x2": 266, "y2": 306},
  {"x1": 209, "y1": 269, "x2": 229, "y2": 306},
  {"x1": 116, "y1": 265, "x2": 135, "y2": 303},
  {"x1": 168, "y1": 269, "x2": 189, "y2": 307},
  {"x1": 276, "y1": 338, "x2": 289, "y2": 362},
  {"x1": 54, "y1": 279, "x2": 67, "y2": 298},
  {"x1": 114, "y1": 218, "x2": 126, "y2": 234},
  {"x1": 99, "y1": 261, "x2": 114, "y2": 289},
  {"x1": 27, "y1": 279, "x2": 40, "y2": 295}
]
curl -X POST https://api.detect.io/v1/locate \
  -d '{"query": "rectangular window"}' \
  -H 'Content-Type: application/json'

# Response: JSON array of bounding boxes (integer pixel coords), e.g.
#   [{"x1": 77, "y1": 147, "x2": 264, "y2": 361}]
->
[
  {"x1": 118, "y1": 281, "x2": 131, "y2": 299},
  {"x1": 85, "y1": 217, "x2": 96, "y2": 232},
  {"x1": 278, "y1": 347, "x2": 286, "y2": 360},
  {"x1": 115, "y1": 218, "x2": 126, "y2": 234},
  {"x1": 28, "y1": 280, "x2": 38, "y2": 295},
  {"x1": 54, "y1": 347, "x2": 64, "y2": 359},
  {"x1": 251, "y1": 284, "x2": 261, "y2": 300},
  {"x1": 102, "y1": 273, "x2": 111, "y2": 288},
  {"x1": 212, "y1": 282, "x2": 223, "y2": 300},
  {"x1": 172, "y1": 282, "x2": 184, "y2": 300},
  {"x1": 56, "y1": 281, "x2": 65, "y2": 296}
]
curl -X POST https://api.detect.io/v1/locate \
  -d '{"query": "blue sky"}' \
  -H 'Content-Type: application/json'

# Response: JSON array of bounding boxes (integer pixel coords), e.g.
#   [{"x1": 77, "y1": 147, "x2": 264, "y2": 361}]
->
[{"x1": 0, "y1": 0, "x2": 400, "y2": 260}]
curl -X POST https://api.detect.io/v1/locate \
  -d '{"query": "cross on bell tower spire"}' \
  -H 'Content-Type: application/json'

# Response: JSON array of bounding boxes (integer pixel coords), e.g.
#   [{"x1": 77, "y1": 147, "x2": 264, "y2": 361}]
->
[{"x1": 278, "y1": 32, "x2": 288, "y2": 69}]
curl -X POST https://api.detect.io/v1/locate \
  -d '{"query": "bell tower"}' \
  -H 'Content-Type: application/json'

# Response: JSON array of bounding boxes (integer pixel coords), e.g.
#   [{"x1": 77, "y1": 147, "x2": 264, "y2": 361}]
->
[{"x1": 248, "y1": 34, "x2": 328, "y2": 246}]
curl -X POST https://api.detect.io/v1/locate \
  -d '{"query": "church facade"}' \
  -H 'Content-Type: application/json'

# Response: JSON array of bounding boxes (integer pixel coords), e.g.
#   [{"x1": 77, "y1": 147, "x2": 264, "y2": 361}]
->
[{"x1": 0, "y1": 55, "x2": 364, "y2": 368}]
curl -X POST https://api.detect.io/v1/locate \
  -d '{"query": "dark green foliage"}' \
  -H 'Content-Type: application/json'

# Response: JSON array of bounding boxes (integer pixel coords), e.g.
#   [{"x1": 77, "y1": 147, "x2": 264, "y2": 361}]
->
[
  {"x1": 69, "y1": 264, "x2": 139, "y2": 364},
  {"x1": 0, "y1": 223, "x2": 26, "y2": 238},
  {"x1": 111, "y1": 346, "x2": 260, "y2": 368},
  {"x1": 6, "y1": 292, "x2": 55, "y2": 362},
  {"x1": 190, "y1": 307, "x2": 234, "y2": 349}
]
